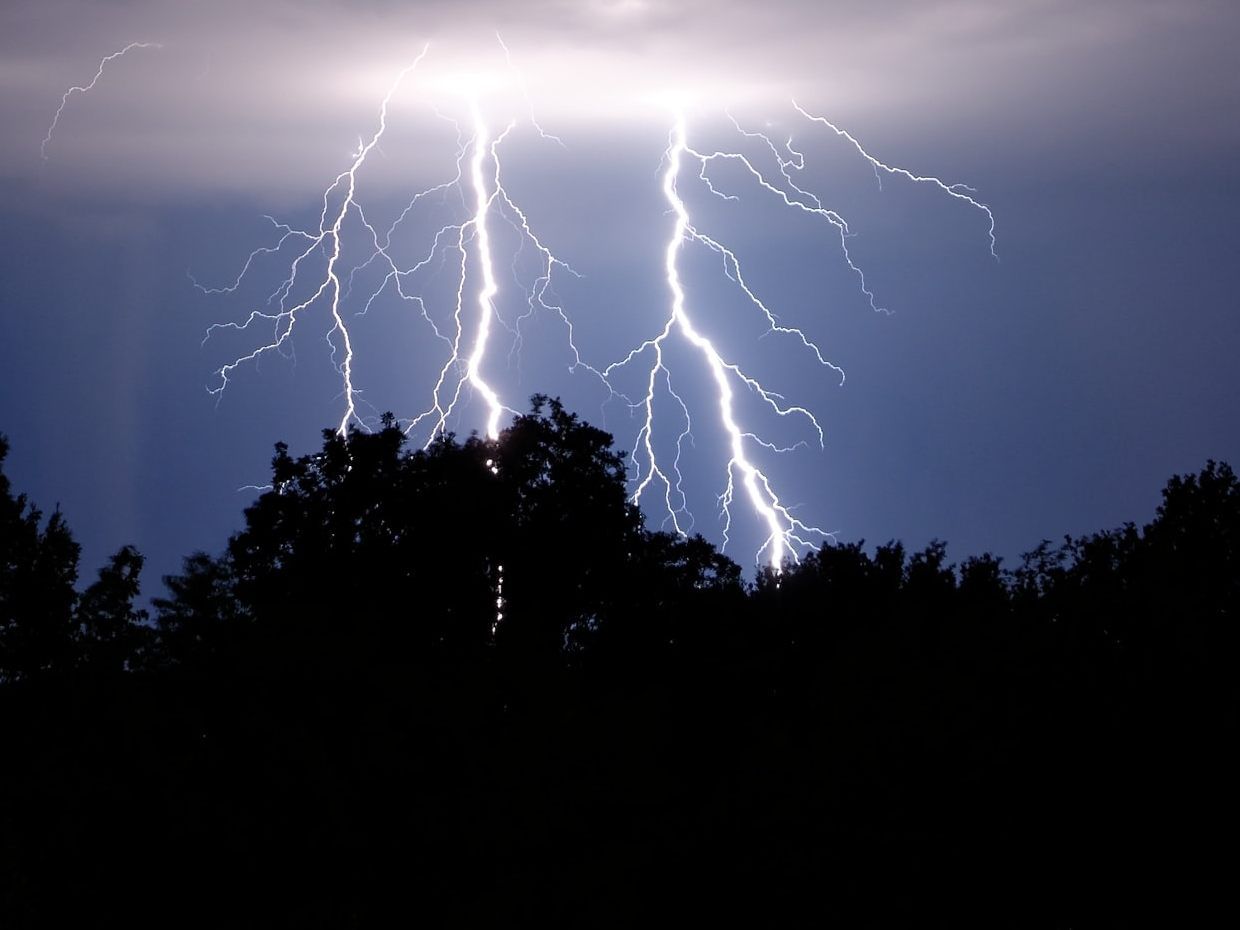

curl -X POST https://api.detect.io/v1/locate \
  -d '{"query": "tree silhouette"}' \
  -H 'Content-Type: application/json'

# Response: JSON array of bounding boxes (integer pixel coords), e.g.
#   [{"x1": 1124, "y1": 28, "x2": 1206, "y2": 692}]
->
[
  {"x1": 0, "y1": 434, "x2": 80, "y2": 682},
  {"x1": 148, "y1": 551, "x2": 244, "y2": 673},
  {"x1": 76, "y1": 544, "x2": 150, "y2": 674},
  {"x1": 164, "y1": 395, "x2": 747, "y2": 678},
  {"x1": 1, "y1": 415, "x2": 1237, "y2": 925}
]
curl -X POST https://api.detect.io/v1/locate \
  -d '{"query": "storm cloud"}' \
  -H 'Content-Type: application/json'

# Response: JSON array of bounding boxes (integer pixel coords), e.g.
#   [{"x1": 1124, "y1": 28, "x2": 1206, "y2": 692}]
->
[{"x1": 3, "y1": 0, "x2": 1235, "y2": 194}]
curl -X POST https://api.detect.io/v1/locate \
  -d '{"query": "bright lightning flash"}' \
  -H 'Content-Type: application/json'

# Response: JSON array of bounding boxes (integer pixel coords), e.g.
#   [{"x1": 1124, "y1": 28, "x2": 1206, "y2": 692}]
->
[
  {"x1": 463, "y1": 98, "x2": 505, "y2": 440},
  {"x1": 603, "y1": 107, "x2": 994, "y2": 569},
  {"x1": 606, "y1": 115, "x2": 834, "y2": 568},
  {"x1": 200, "y1": 47, "x2": 592, "y2": 446},
  {"x1": 194, "y1": 45, "x2": 995, "y2": 571}
]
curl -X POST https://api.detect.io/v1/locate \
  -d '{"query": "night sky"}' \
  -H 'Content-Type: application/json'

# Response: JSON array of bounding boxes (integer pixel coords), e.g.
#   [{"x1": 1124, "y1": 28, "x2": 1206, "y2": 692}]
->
[{"x1": 1, "y1": 0, "x2": 1237, "y2": 592}]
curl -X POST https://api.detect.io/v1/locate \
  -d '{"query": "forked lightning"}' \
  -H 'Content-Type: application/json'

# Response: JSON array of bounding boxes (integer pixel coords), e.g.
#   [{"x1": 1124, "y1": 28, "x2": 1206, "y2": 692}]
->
[{"x1": 171, "y1": 45, "x2": 996, "y2": 569}]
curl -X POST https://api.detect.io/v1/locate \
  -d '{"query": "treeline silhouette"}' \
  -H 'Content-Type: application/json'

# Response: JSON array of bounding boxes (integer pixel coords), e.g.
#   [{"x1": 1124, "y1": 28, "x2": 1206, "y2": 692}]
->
[{"x1": 1, "y1": 398, "x2": 1236, "y2": 926}]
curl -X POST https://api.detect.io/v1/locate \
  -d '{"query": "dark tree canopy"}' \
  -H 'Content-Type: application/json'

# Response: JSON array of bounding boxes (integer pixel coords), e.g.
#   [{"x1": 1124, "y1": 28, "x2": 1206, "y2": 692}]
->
[
  {"x1": 0, "y1": 435, "x2": 148, "y2": 683},
  {"x1": 1, "y1": 414, "x2": 1237, "y2": 926},
  {"x1": 174, "y1": 396, "x2": 743, "y2": 680},
  {"x1": 0, "y1": 435, "x2": 78, "y2": 681}
]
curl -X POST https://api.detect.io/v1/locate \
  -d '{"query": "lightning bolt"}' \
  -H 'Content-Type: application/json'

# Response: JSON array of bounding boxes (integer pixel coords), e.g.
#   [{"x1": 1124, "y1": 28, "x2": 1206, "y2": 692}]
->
[
  {"x1": 462, "y1": 99, "x2": 506, "y2": 440},
  {"x1": 202, "y1": 46, "x2": 431, "y2": 435},
  {"x1": 41, "y1": 42, "x2": 161, "y2": 162},
  {"x1": 194, "y1": 44, "x2": 996, "y2": 571},
  {"x1": 605, "y1": 108, "x2": 996, "y2": 570},
  {"x1": 200, "y1": 44, "x2": 591, "y2": 447},
  {"x1": 606, "y1": 115, "x2": 834, "y2": 569},
  {"x1": 792, "y1": 101, "x2": 998, "y2": 259},
  {"x1": 383, "y1": 99, "x2": 589, "y2": 443}
]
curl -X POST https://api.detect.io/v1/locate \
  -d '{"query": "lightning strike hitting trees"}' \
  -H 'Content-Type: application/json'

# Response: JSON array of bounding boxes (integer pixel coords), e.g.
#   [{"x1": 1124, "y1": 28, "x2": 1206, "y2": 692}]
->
[{"x1": 178, "y1": 45, "x2": 996, "y2": 570}]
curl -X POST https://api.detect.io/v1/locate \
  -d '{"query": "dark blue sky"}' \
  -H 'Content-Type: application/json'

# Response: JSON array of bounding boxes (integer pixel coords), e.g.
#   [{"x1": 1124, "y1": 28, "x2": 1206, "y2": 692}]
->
[{"x1": 1, "y1": 0, "x2": 1238, "y2": 592}]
